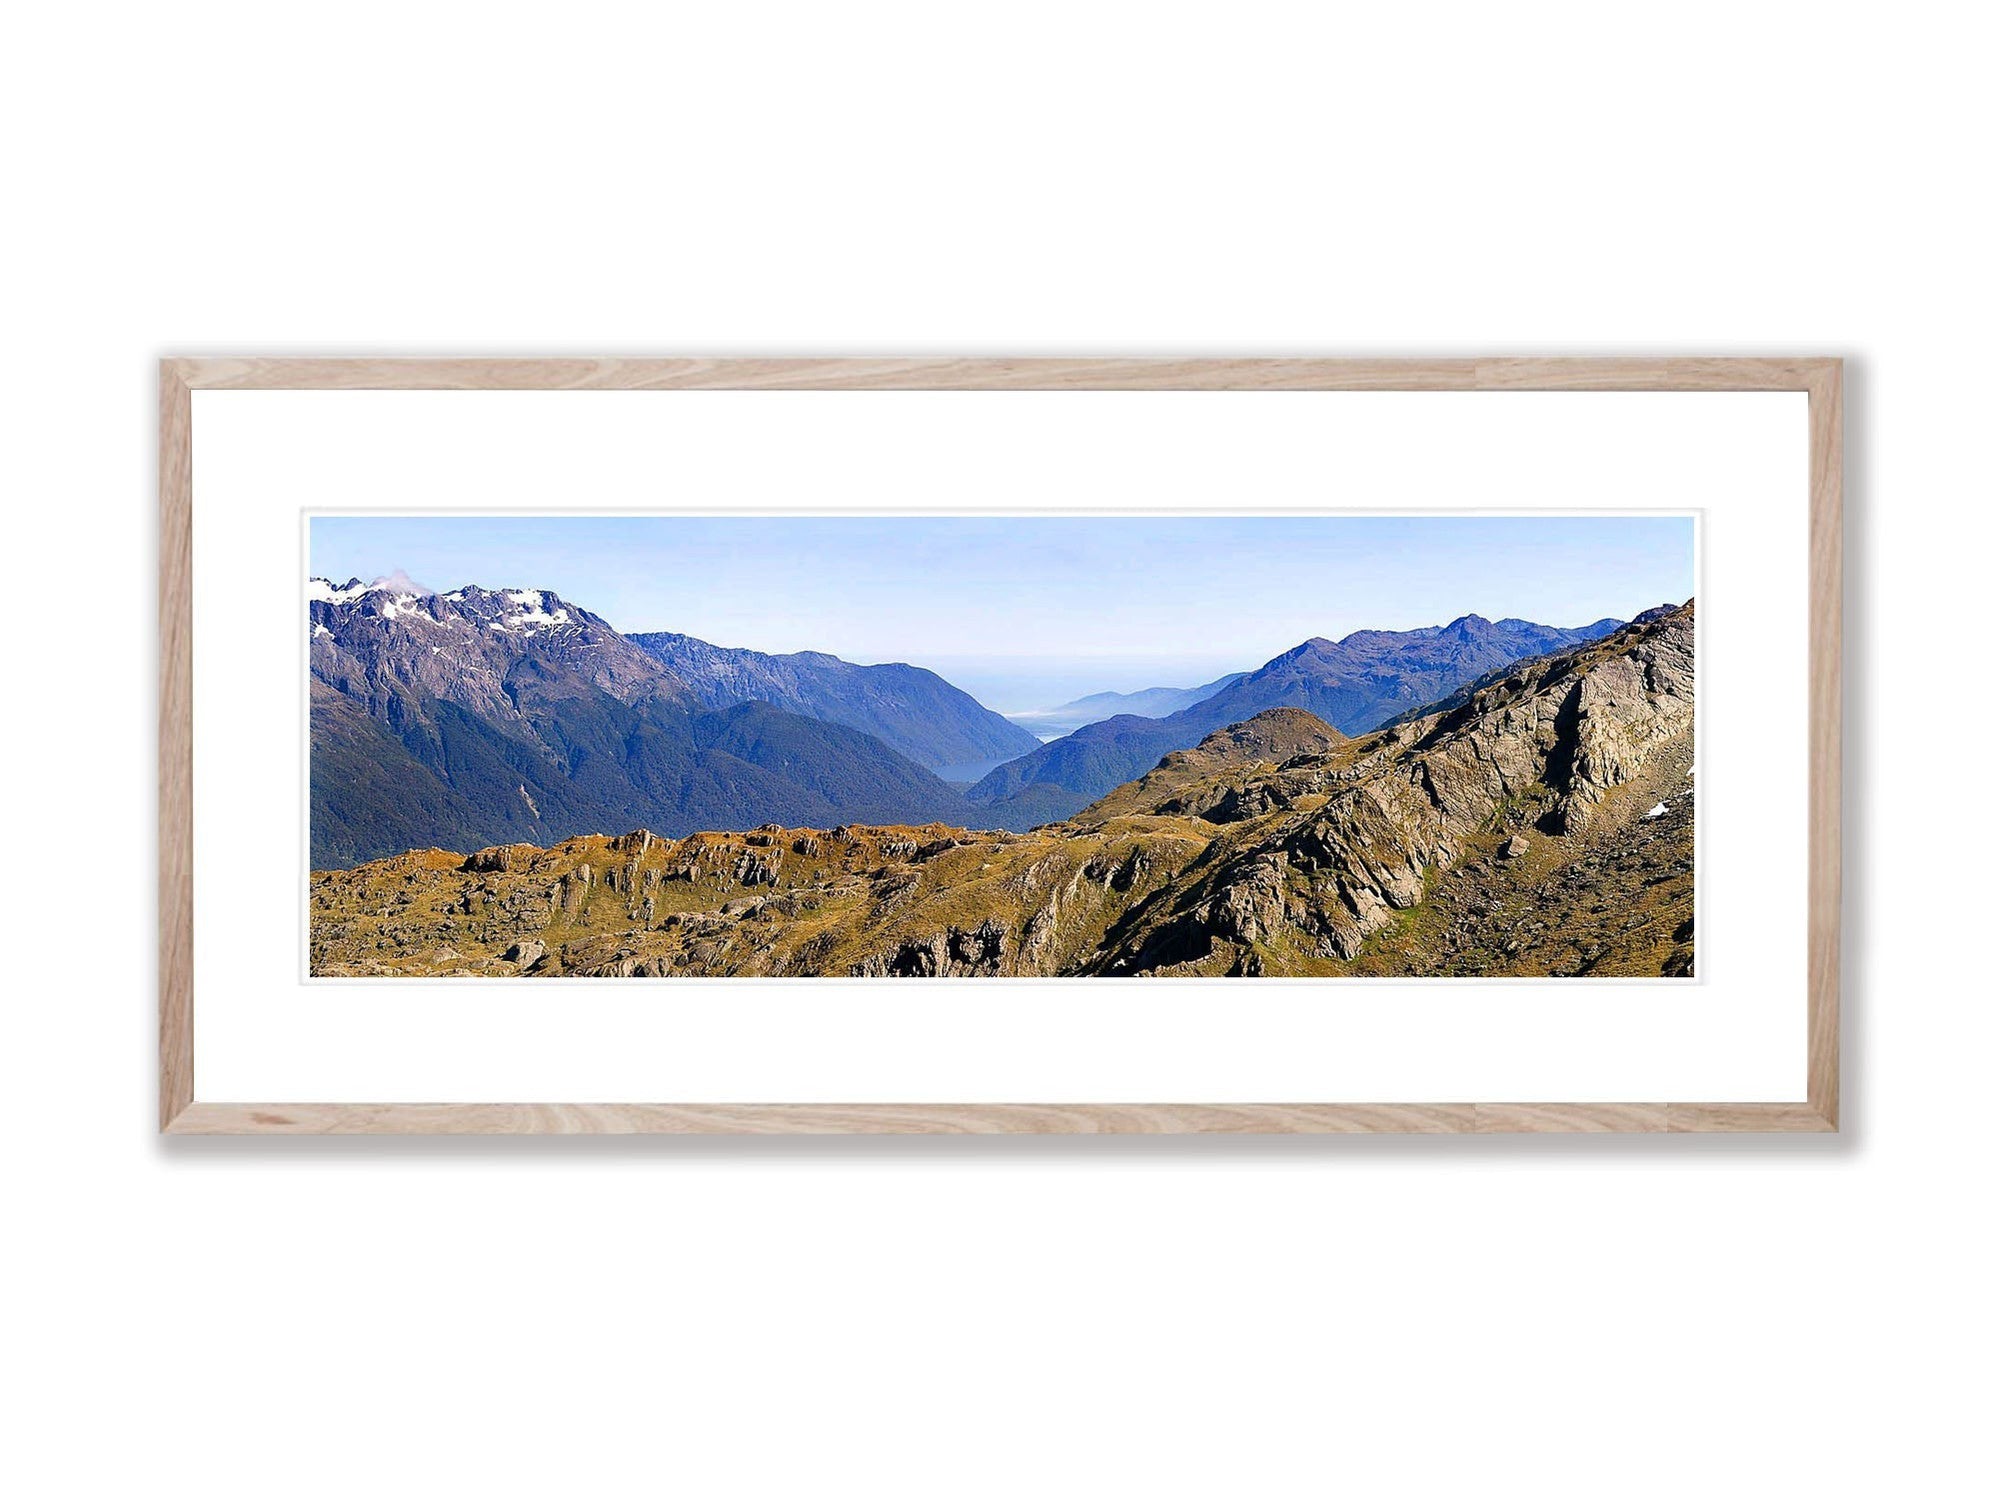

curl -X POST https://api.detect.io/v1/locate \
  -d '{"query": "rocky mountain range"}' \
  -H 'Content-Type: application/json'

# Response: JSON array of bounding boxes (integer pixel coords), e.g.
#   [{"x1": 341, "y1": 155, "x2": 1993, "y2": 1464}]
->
[
  {"x1": 628, "y1": 631, "x2": 1040, "y2": 769},
  {"x1": 308, "y1": 579, "x2": 968, "y2": 868},
  {"x1": 963, "y1": 612, "x2": 1636, "y2": 827},
  {"x1": 310, "y1": 602, "x2": 1696, "y2": 979}
]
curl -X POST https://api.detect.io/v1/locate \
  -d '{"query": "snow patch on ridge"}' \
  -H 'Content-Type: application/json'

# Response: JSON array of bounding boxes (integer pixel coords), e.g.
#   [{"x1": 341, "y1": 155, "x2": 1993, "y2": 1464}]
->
[
  {"x1": 498, "y1": 588, "x2": 571, "y2": 635},
  {"x1": 306, "y1": 570, "x2": 434, "y2": 608},
  {"x1": 305, "y1": 577, "x2": 368, "y2": 605},
  {"x1": 311, "y1": 576, "x2": 575, "y2": 638}
]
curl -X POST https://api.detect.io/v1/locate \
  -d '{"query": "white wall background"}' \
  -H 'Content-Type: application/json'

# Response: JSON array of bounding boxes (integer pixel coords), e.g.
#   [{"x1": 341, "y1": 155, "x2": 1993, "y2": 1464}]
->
[{"x1": 3, "y1": 4, "x2": 1989, "y2": 1495}]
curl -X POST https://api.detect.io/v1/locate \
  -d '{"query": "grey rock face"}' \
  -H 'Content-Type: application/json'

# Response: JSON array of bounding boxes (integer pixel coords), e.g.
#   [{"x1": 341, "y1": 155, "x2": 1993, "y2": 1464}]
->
[
  {"x1": 1092, "y1": 605, "x2": 1695, "y2": 972},
  {"x1": 464, "y1": 844, "x2": 539, "y2": 874},
  {"x1": 559, "y1": 865, "x2": 594, "y2": 916},
  {"x1": 865, "y1": 917, "x2": 1010, "y2": 977}
]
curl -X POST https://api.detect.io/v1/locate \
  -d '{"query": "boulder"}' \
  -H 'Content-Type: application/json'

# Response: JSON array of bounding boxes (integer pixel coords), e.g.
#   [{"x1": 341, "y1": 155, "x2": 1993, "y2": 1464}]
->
[{"x1": 501, "y1": 938, "x2": 546, "y2": 969}]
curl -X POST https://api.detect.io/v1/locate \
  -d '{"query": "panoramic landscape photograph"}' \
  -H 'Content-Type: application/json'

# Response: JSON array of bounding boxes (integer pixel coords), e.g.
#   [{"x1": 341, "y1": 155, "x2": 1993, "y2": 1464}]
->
[{"x1": 307, "y1": 515, "x2": 1696, "y2": 980}]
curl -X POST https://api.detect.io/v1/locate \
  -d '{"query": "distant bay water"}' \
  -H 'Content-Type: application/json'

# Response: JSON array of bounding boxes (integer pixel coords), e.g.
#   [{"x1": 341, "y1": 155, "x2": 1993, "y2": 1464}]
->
[
  {"x1": 911, "y1": 654, "x2": 1253, "y2": 719},
  {"x1": 934, "y1": 740, "x2": 1069, "y2": 786}
]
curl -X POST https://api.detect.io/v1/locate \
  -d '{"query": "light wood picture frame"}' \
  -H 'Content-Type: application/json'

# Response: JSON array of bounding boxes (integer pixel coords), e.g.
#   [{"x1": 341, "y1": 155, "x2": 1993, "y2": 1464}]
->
[{"x1": 159, "y1": 356, "x2": 1841, "y2": 1135}]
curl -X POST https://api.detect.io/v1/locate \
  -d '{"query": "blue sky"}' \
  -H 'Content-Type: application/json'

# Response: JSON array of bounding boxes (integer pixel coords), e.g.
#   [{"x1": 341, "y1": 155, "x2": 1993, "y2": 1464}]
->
[{"x1": 311, "y1": 515, "x2": 1694, "y2": 712}]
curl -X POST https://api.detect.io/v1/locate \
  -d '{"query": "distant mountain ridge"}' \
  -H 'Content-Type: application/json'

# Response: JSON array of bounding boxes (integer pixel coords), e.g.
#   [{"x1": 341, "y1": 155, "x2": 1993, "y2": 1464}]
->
[
  {"x1": 1004, "y1": 672, "x2": 1246, "y2": 737},
  {"x1": 308, "y1": 579, "x2": 969, "y2": 867},
  {"x1": 1185, "y1": 613, "x2": 1626, "y2": 730},
  {"x1": 965, "y1": 612, "x2": 1639, "y2": 827},
  {"x1": 628, "y1": 630, "x2": 1038, "y2": 769},
  {"x1": 1377, "y1": 603, "x2": 1690, "y2": 730}
]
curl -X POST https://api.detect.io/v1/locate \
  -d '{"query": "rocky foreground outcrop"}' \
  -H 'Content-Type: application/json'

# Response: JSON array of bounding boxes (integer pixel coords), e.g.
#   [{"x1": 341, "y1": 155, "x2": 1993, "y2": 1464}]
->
[{"x1": 310, "y1": 604, "x2": 1695, "y2": 979}]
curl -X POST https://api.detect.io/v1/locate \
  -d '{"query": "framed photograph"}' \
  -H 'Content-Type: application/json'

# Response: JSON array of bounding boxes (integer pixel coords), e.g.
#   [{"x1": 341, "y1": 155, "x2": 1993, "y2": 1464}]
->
[{"x1": 159, "y1": 357, "x2": 1840, "y2": 1134}]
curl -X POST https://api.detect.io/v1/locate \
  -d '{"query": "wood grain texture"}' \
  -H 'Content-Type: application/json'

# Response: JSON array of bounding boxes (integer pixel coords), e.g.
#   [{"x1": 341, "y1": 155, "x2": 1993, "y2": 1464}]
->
[
  {"x1": 1473, "y1": 1104, "x2": 1670, "y2": 1133},
  {"x1": 164, "y1": 1100, "x2": 1837, "y2": 1135},
  {"x1": 176, "y1": 356, "x2": 1483, "y2": 390},
  {"x1": 1806, "y1": 361, "x2": 1843, "y2": 1127},
  {"x1": 1472, "y1": 356, "x2": 1838, "y2": 391},
  {"x1": 171, "y1": 355, "x2": 1840, "y2": 393},
  {"x1": 158, "y1": 356, "x2": 1842, "y2": 1135},
  {"x1": 1666, "y1": 1103, "x2": 1836, "y2": 1133},
  {"x1": 159, "y1": 362, "x2": 193, "y2": 1130},
  {"x1": 168, "y1": 1102, "x2": 1480, "y2": 1135}
]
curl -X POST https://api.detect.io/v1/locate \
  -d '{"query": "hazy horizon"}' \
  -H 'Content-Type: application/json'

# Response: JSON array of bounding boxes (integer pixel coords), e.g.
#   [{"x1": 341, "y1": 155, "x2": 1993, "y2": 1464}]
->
[{"x1": 310, "y1": 514, "x2": 1694, "y2": 714}]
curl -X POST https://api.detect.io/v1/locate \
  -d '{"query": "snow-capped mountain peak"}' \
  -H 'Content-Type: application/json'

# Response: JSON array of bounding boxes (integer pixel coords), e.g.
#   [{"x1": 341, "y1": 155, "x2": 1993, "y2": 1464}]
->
[{"x1": 307, "y1": 578, "x2": 590, "y2": 637}]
